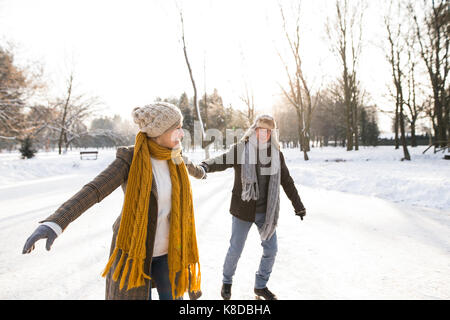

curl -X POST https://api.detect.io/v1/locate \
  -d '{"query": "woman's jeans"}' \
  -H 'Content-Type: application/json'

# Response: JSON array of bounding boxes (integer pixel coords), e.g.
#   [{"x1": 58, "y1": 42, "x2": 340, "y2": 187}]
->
[
  {"x1": 223, "y1": 213, "x2": 278, "y2": 289},
  {"x1": 149, "y1": 254, "x2": 183, "y2": 300}
]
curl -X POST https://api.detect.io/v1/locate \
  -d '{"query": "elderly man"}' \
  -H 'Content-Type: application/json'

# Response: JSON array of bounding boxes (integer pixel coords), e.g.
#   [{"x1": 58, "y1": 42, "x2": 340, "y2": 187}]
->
[{"x1": 200, "y1": 114, "x2": 306, "y2": 300}]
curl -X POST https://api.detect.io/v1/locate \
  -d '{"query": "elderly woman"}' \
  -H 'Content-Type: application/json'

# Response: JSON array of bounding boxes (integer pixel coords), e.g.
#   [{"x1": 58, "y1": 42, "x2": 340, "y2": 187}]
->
[
  {"x1": 199, "y1": 114, "x2": 306, "y2": 300},
  {"x1": 22, "y1": 102, "x2": 206, "y2": 300}
]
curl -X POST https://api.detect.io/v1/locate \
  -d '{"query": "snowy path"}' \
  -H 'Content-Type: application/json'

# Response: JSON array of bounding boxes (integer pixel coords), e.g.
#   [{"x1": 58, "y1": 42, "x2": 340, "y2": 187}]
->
[{"x1": 1, "y1": 164, "x2": 449, "y2": 300}]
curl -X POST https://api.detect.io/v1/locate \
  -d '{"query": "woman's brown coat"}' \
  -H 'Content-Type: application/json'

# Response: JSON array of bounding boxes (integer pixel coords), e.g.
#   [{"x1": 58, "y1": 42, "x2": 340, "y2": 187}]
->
[{"x1": 40, "y1": 145, "x2": 205, "y2": 300}]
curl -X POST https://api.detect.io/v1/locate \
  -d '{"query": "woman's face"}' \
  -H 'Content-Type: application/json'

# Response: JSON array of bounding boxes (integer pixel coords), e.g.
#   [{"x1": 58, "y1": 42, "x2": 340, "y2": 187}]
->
[
  {"x1": 255, "y1": 127, "x2": 271, "y2": 144},
  {"x1": 153, "y1": 123, "x2": 184, "y2": 149}
]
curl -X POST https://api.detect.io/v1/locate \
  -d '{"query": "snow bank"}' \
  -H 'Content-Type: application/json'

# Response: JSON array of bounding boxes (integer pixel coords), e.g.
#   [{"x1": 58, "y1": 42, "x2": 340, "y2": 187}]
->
[
  {"x1": 279, "y1": 146, "x2": 450, "y2": 211},
  {"x1": 2, "y1": 146, "x2": 447, "y2": 210},
  {"x1": 0, "y1": 148, "x2": 116, "y2": 187}
]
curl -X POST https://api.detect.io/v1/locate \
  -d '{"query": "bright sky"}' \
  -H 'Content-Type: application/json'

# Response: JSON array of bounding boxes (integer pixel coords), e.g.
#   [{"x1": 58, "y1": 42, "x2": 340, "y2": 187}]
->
[{"x1": 0, "y1": 0, "x2": 399, "y2": 134}]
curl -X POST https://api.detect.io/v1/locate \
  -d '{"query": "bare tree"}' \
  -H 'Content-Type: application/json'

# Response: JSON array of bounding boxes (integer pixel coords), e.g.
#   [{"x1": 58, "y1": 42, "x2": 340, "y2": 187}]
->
[
  {"x1": 409, "y1": 0, "x2": 449, "y2": 148},
  {"x1": 49, "y1": 70, "x2": 101, "y2": 154},
  {"x1": 278, "y1": 2, "x2": 320, "y2": 161},
  {"x1": 240, "y1": 82, "x2": 255, "y2": 127},
  {"x1": 1, "y1": 47, "x2": 28, "y2": 140},
  {"x1": 326, "y1": 0, "x2": 365, "y2": 151},
  {"x1": 0, "y1": 44, "x2": 46, "y2": 148},
  {"x1": 178, "y1": 7, "x2": 212, "y2": 158},
  {"x1": 384, "y1": 1, "x2": 411, "y2": 160},
  {"x1": 238, "y1": 45, "x2": 255, "y2": 126},
  {"x1": 404, "y1": 33, "x2": 426, "y2": 147}
]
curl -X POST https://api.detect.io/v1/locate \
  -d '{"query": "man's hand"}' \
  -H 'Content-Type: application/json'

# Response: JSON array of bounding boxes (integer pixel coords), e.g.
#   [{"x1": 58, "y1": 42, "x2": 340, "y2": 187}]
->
[
  {"x1": 22, "y1": 225, "x2": 58, "y2": 254},
  {"x1": 295, "y1": 208, "x2": 306, "y2": 221},
  {"x1": 199, "y1": 164, "x2": 208, "y2": 180}
]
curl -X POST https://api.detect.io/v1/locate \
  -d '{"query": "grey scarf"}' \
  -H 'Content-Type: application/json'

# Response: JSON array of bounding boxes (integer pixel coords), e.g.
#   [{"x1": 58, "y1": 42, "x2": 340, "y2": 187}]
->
[{"x1": 241, "y1": 133, "x2": 281, "y2": 241}]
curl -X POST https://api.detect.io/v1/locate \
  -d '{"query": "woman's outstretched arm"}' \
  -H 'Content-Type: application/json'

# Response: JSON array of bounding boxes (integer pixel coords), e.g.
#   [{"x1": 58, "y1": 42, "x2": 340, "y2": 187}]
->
[
  {"x1": 22, "y1": 146, "x2": 133, "y2": 254},
  {"x1": 182, "y1": 155, "x2": 207, "y2": 179},
  {"x1": 39, "y1": 146, "x2": 133, "y2": 231}
]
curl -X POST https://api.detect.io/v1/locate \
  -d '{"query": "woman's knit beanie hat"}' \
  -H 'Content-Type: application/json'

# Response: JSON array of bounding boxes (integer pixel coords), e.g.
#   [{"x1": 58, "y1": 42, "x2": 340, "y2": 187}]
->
[{"x1": 132, "y1": 102, "x2": 183, "y2": 138}]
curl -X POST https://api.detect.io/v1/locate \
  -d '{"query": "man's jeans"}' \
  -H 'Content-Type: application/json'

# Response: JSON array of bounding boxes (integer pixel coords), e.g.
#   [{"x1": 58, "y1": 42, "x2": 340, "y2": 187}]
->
[{"x1": 223, "y1": 213, "x2": 278, "y2": 289}]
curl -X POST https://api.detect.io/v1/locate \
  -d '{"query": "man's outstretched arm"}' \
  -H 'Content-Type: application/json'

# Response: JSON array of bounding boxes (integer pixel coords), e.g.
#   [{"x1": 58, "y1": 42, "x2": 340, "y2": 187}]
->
[{"x1": 200, "y1": 144, "x2": 238, "y2": 173}]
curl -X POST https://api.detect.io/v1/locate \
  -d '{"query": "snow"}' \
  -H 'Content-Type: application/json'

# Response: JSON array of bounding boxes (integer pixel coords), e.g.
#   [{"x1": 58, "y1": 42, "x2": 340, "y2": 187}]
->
[
  {"x1": 0, "y1": 146, "x2": 449, "y2": 299},
  {"x1": 280, "y1": 146, "x2": 450, "y2": 210}
]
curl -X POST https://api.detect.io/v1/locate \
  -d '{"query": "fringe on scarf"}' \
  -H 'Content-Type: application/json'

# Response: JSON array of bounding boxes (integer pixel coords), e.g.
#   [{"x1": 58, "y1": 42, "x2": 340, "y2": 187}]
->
[
  {"x1": 169, "y1": 262, "x2": 202, "y2": 299},
  {"x1": 101, "y1": 247, "x2": 151, "y2": 291}
]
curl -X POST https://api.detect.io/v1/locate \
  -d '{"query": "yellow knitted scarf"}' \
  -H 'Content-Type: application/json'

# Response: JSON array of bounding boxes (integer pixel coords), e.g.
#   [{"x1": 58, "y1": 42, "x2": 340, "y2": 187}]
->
[{"x1": 102, "y1": 131, "x2": 201, "y2": 299}]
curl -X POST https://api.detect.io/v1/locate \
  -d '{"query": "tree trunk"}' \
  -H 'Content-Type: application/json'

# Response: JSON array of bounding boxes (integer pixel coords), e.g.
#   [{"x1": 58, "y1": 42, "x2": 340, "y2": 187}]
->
[
  {"x1": 352, "y1": 101, "x2": 359, "y2": 150},
  {"x1": 398, "y1": 67, "x2": 410, "y2": 160},
  {"x1": 394, "y1": 101, "x2": 400, "y2": 149},
  {"x1": 411, "y1": 119, "x2": 417, "y2": 147},
  {"x1": 178, "y1": 9, "x2": 209, "y2": 159},
  {"x1": 58, "y1": 129, "x2": 64, "y2": 155},
  {"x1": 399, "y1": 105, "x2": 411, "y2": 160},
  {"x1": 344, "y1": 69, "x2": 353, "y2": 151},
  {"x1": 433, "y1": 87, "x2": 447, "y2": 147}
]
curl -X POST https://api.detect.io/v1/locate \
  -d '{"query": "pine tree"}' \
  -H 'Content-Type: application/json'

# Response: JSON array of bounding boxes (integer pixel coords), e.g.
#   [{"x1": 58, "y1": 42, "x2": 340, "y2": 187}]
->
[
  {"x1": 19, "y1": 136, "x2": 37, "y2": 159},
  {"x1": 178, "y1": 92, "x2": 194, "y2": 136}
]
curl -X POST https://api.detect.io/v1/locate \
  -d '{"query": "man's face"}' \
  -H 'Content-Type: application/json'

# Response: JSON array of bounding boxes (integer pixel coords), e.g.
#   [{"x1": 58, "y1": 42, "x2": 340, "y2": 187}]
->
[{"x1": 255, "y1": 127, "x2": 271, "y2": 144}]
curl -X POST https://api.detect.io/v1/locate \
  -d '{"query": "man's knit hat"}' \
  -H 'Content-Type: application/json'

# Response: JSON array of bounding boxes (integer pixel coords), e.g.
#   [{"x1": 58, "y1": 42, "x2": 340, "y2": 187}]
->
[
  {"x1": 132, "y1": 102, "x2": 183, "y2": 138},
  {"x1": 253, "y1": 114, "x2": 277, "y2": 130}
]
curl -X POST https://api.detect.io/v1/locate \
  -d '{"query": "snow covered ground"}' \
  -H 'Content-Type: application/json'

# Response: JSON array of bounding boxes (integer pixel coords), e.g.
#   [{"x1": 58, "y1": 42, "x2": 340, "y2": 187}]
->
[
  {"x1": 0, "y1": 146, "x2": 449, "y2": 299},
  {"x1": 281, "y1": 146, "x2": 450, "y2": 210}
]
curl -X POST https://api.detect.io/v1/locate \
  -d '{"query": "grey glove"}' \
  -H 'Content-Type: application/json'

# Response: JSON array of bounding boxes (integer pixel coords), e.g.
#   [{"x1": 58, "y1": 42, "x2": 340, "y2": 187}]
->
[{"x1": 22, "y1": 225, "x2": 58, "y2": 254}]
